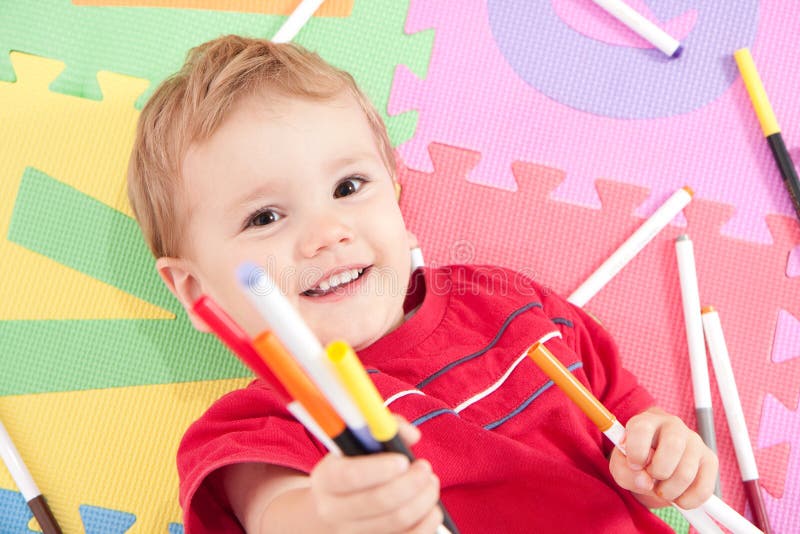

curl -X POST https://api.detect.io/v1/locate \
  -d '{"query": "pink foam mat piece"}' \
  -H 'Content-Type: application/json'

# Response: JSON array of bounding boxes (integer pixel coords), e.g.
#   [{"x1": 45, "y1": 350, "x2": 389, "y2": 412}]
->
[
  {"x1": 397, "y1": 143, "x2": 800, "y2": 530},
  {"x1": 772, "y1": 310, "x2": 800, "y2": 364},
  {"x1": 390, "y1": 1, "x2": 800, "y2": 244},
  {"x1": 788, "y1": 245, "x2": 800, "y2": 278},
  {"x1": 758, "y1": 395, "x2": 800, "y2": 534}
]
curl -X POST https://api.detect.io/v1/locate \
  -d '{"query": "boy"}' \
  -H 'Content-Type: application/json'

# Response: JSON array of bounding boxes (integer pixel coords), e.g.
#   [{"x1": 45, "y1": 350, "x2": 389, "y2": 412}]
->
[{"x1": 127, "y1": 36, "x2": 718, "y2": 533}]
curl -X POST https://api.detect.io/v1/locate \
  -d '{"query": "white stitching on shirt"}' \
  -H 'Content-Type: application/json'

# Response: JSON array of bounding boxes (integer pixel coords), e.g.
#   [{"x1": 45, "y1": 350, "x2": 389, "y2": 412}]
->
[
  {"x1": 384, "y1": 389, "x2": 425, "y2": 407},
  {"x1": 453, "y1": 330, "x2": 563, "y2": 413}
]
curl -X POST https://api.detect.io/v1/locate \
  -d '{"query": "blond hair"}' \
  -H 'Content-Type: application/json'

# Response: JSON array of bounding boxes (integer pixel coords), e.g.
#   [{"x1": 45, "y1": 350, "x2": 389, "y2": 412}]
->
[{"x1": 127, "y1": 35, "x2": 396, "y2": 259}]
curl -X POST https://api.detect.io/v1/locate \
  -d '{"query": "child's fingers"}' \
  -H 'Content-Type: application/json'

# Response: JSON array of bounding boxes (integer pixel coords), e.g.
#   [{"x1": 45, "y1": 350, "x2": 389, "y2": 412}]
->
[
  {"x1": 324, "y1": 467, "x2": 441, "y2": 533},
  {"x1": 621, "y1": 414, "x2": 659, "y2": 469},
  {"x1": 321, "y1": 460, "x2": 435, "y2": 521},
  {"x1": 405, "y1": 506, "x2": 445, "y2": 534},
  {"x1": 646, "y1": 423, "x2": 689, "y2": 482},
  {"x1": 608, "y1": 447, "x2": 659, "y2": 496},
  {"x1": 651, "y1": 436, "x2": 702, "y2": 502},
  {"x1": 312, "y1": 452, "x2": 410, "y2": 495},
  {"x1": 671, "y1": 449, "x2": 719, "y2": 510}
]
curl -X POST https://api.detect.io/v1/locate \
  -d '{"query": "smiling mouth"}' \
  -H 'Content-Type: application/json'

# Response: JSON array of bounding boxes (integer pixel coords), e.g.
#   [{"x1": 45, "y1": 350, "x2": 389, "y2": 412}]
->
[{"x1": 302, "y1": 266, "x2": 371, "y2": 297}]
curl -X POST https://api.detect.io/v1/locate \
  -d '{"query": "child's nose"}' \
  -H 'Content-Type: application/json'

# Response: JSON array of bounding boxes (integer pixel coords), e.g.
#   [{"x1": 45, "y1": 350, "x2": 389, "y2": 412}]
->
[{"x1": 298, "y1": 213, "x2": 354, "y2": 258}]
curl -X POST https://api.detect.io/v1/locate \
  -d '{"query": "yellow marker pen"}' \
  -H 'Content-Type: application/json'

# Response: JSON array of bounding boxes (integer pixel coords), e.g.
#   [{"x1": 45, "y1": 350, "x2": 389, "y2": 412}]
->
[
  {"x1": 326, "y1": 340, "x2": 460, "y2": 534},
  {"x1": 325, "y1": 340, "x2": 397, "y2": 442},
  {"x1": 735, "y1": 48, "x2": 800, "y2": 223}
]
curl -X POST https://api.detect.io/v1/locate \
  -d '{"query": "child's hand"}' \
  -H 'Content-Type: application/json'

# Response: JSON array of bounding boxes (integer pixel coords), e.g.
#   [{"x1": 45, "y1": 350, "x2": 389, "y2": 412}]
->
[
  {"x1": 609, "y1": 407, "x2": 719, "y2": 509},
  {"x1": 309, "y1": 419, "x2": 443, "y2": 533}
]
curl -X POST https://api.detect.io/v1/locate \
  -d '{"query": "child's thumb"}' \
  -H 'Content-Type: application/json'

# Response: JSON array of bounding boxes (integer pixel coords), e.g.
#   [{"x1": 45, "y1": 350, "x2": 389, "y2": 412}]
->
[
  {"x1": 609, "y1": 447, "x2": 655, "y2": 493},
  {"x1": 395, "y1": 414, "x2": 421, "y2": 446}
]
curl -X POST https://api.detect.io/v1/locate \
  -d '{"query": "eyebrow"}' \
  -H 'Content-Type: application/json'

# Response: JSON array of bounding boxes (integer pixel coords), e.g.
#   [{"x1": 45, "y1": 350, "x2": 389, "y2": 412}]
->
[
  {"x1": 228, "y1": 182, "x2": 281, "y2": 215},
  {"x1": 325, "y1": 152, "x2": 376, "y2": 174}
]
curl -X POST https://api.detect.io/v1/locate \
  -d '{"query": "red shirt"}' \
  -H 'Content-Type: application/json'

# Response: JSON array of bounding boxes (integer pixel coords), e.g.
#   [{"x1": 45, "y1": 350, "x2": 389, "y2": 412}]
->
[{"x1": 177, "y1": 265, "x2": 672, "y2": 533}]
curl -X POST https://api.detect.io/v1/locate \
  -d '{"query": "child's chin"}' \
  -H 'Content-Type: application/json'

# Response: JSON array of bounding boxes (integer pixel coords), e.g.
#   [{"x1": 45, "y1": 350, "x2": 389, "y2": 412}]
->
[{"x1": 315, "y1": 321, "x2": 380, "y2": 351}]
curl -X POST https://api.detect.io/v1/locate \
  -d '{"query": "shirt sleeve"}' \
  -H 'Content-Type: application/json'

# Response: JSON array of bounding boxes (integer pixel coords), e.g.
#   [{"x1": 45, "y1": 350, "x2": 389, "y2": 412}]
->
[{"x1": 177, "y1": 379, "x2": 326, "y2": 534}]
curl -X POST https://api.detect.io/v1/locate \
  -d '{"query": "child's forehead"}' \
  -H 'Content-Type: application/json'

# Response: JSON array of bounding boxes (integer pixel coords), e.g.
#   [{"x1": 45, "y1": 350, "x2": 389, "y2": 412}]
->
[
  {"x1": 236, "y1": 89, "x2": 364, "y2": 122},
  {"x1": 180, "y1": 90, "x2": 384, "y2": 200},
  {"x1": 187, "y1": 90, "x2": 375, "y2": 159}
]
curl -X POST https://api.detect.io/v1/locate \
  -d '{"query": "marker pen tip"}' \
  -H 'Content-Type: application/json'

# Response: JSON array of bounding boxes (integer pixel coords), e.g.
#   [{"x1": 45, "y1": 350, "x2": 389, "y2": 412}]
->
[{"x1": 236, "y1": 261, "x2": 263, "y2": 288}]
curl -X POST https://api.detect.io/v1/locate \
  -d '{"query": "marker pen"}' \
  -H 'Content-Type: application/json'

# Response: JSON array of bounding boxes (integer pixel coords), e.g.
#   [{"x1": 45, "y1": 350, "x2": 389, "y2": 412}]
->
[
  {"x1": 592, "y1": 0, "x2": 683, "y2": 58},
  {"x1": 252, "y1": 331, "x2": 368, "y2": 456},
  {"x1": 568, "y1": 186, "x2": 693, "y2": 307},
  {"x1": 410, "y1": 247, "x2": 425, "y2": 272},
  {"x1": 236, "y1": 262, "x2": 381, "y2": 452},
  {"x1": 675, "y1": 235, "x2": 721, "y2": 496},
  {"x1": 192, "y1": 295, "x2": 346, "y2": 454},
  {"x1": 326, "y1": 340, "x2": 460, "y2": 534},
  {"x1": 526, "y1": 343, "x2": 763, "y2": 534},
  {"x1": 192, "y1": 295, "x2": 290, "y2": 398},
  {"x1": 0, "y1": 420, "x2": 62, "y2": 534},
  {"x1": 271, "y1": 0, "x2": 325, "y2": 43},
  {"x1": 702, "y1": 307, "x2": 772, "y2": 533},
  {"x1": 734, "y1": 48, "x2": 800, "y2": 223}
]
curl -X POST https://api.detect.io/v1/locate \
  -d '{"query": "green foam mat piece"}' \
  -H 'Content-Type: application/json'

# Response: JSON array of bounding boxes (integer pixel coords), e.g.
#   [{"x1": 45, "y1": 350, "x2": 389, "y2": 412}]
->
[
  {"x1": 4, "y1": 167, "x2": 249, "y2": 396},
  {"x1": 9, "y1": 167, "x2": 171, "y2": 310},
  {"x1": 0, "y1": 0, "x2": 433, "y2": 146},
  {"x1": 651, "y1": 506, "x2": 689, "y2": 534}
]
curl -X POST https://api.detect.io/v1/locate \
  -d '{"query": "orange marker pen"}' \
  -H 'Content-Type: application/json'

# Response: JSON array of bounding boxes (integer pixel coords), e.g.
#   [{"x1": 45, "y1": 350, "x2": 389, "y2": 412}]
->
[
  {"x1": 526, "y1": 342, "x2": 621, "y2": 436},
  {"x1": 252, "y1": 331, "x2": 368, "y2": 456},
  {"x1": 526, "y1": 343, "x2": 763, "y2": 534}
]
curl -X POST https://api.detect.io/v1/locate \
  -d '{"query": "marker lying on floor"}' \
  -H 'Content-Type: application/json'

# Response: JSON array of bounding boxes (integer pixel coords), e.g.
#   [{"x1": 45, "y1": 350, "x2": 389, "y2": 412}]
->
[
  {"x1": 237, "y1": 262, "x2": 381, "y2": 453},
  {"x1": 271, "y1": 0, "x2": 325, "y2": 43},
  {"x1": 0, "y1": 419, "x2": 62, "y2": 534},
  {"x1": 526, "y1": 342, "x2": 763, "y2": 534},
  {"x1": 702, "y1": 307, "x2": 772, "y2": 534},
  {"x1": 734, "y1": 48, "x2": 800, "y2": 223},
  {"x1": 675, "y1": 234, "x2": 721, "y2": 497},
  {"x1": 410, "y1": 246, "x2": 425, "y2": 272},
  {"x1": 192, "y1": 294, "x2": 358, "y2": 455},
  {"x1": 592, "y1": 0, "x2": 683, "y2": 58},
  {"x1": 326, "y1": 340, "x2": 460, "y2": 534},
  {"x1": 568, "y1": 186, "x2": 693, "y2": 307}
]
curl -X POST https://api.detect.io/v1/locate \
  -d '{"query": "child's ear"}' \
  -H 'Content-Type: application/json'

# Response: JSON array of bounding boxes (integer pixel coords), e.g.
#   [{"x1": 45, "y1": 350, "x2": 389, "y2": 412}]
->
[{"x1": 155, "y1": 257, "x2": 212, "y2": 333}]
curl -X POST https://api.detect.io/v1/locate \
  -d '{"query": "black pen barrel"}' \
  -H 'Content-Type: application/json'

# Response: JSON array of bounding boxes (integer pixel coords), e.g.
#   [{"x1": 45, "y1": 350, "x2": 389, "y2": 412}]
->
[
  {"x1": 333, "y1": 427, "x2": 371, "y2": 456},
  {"x1": 382, "y1": 435, "x2": 460, "y2": 534},
  {"x1": 767, "y1": 133, "x2": 800, "y2": 220}
]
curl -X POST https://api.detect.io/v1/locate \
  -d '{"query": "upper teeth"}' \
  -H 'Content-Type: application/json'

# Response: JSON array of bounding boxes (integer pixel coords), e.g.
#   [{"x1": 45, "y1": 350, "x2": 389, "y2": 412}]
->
[{"x1": 318, "y1": 268, "x2": 364, "y2": 291}]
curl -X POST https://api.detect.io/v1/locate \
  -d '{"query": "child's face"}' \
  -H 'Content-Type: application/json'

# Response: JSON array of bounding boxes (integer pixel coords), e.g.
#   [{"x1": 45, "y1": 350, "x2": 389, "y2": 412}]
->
[{"x1": 173, "y1": 92, "x2": 412, "y2": 350}]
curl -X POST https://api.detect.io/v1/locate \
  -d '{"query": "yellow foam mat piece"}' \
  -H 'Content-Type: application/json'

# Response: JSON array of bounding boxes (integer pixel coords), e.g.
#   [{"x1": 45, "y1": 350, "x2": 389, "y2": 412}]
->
[
  {"x1": 0, "y1": 51, "x2": 169, "y2": 321},
  {"x1": 0, "y1": 378, "x2": 251, "y2": 532}
]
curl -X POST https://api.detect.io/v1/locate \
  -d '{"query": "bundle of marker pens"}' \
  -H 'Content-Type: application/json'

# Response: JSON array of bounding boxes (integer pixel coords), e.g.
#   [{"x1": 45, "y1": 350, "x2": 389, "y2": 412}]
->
[{"x1": 190, "y1": 262, "x2": 458, "y2": 534}]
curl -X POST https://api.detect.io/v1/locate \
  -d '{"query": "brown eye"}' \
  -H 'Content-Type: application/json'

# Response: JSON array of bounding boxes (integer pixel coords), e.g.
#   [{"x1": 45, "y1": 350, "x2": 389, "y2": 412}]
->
[
  {"x1": 249, "y1": 209, "x2": 281, "y2": 228},
  {"x1": 333, "y1": 176, "x2": 366, "y2": 198}
]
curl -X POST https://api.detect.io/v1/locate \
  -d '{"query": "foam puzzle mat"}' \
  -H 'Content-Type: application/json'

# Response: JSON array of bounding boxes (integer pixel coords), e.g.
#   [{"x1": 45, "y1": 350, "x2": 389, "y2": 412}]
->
[{"x1": 1, "y1": 1, "x2": 798, "y2": 532}]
